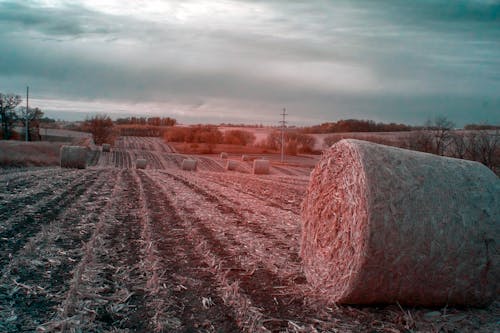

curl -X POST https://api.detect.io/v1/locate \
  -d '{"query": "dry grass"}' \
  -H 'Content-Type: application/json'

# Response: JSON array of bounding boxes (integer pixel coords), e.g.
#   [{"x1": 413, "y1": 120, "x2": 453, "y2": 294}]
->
[{"x1": 0, "y1": 141, "x2": 63, "y2": 167}]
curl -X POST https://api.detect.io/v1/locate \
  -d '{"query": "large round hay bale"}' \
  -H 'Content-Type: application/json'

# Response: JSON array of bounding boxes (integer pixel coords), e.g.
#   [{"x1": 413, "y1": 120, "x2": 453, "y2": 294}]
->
[
  {"x1": 301, "y1": 139, "x2": 499, "y2": 307},
  {"x1": 102, "y1": 143, "x2": 111, "y2": 152},
  {"x1": 136, "y1": 158, "x2": 147, "y2": 169},
  {"x1": 226, "y1": 160, "x2": 238, "y2": 171},
  {"x1": 182, "y1": 158, "x2": 197, "y2": 171},
  {"x1": 253, "y1": 159, "x2": 269, "y2": 175},
  {"x1": 60, "y1": 146, "x2": 87, "y2": 169},
  {"x1": 220, "y1": 152, "x2": 228, "y2": 159}
]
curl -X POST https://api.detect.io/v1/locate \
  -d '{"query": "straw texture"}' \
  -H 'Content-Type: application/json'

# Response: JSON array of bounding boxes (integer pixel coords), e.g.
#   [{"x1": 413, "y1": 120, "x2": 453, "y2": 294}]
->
[
  {"x1": 253, "y1": 159, "x2": 270, "y2": 175},
  {"x1": 182, "y1": 159, "x2": 197, "y2": 171},
  {"x1": 60, "y1": 146, "x2": 87, "y2": 169},
  {"x1": 301, "y1": 139, "x2": 499, "y2": 306},
  {"x1": 226, "y1": 160, "x2": 238, "y2": 171},
  {"x1": 136, "y1": 158, "x2": 147, "y2": 169}
]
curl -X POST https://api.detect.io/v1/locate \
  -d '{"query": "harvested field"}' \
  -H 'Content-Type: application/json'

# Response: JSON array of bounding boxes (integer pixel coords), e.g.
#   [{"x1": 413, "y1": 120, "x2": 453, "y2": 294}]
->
[{"x1": 1, "y1": 136, "x2": 498, "y2": 332}]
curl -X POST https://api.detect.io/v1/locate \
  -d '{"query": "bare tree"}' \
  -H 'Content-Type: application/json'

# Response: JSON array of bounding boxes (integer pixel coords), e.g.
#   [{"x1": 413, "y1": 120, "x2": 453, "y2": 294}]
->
[
  {"x1": 83, "y1": 115, "x2": 115, "y2": 145},
  {"x1": 407, "y1": 130, "x2": 435, "y2": 153},
  {"x1": 19, "y1": 106, "x2": 44, "y2": 141},
  {"x1": 473, "y1": 129, "x2": 499, "y2": 172},
  {"x1": 433, "y1": 116, "x2": 455, "y2": 156},
  {"x1": 0, "y1": 93, "x2": 22, "y2": 140},
  {"x1": 449, "y1": 133, "x2": 467, "y2": 159}
]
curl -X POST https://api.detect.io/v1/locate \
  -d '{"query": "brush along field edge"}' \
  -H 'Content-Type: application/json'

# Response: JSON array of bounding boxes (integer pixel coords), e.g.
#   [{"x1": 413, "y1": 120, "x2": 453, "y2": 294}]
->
[{"x1": 301, "y1": 139, "x2": 500, "y2": 306}]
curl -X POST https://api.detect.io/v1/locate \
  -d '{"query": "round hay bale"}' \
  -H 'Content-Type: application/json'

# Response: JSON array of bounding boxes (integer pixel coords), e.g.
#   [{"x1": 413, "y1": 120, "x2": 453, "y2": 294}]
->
[
  {"x1": 301, "y1": 139, "x2": 499, "y2": 307},
  {"x1": 182, "y1": 158, "x2": 197, "y2": 171},
  {"x1": 102, "y1": 143, "x2": 111, "y2": 152},
  {"x1": 241, "y1": 154, "x2": 249, "y2": 161},
  {"x1": 226, "y1": 160, "x2": 238, "y2": 171},
  {"x1": 253, "y1": 159, "x2": 270, "y2": 175},
  {"x1": 60, "y1": 145, "x2": 87, "y2": 169},
  {"x1": 136, "y1": 158, "x2": 147, "y2": 169},
  {"x1": 220, "y1": 152, "x2": 228, "y2": 159}
]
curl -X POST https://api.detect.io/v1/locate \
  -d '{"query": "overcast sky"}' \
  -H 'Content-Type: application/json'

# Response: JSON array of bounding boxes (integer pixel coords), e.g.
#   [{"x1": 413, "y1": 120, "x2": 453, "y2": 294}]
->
[{"x1": 0, "y1": 0, "x2": 498, "y2": 126}]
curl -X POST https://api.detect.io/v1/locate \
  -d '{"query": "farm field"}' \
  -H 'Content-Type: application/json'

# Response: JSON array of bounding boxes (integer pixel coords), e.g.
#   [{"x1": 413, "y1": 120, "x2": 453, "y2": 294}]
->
[{"x1": 0, "y1": 136, "x2": 498, "y2": 332}]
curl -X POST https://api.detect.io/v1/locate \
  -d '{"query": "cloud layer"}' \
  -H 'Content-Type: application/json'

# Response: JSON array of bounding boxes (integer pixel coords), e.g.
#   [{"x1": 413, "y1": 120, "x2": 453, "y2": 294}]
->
[{"x1": 1, "y1": 0, "x2": 498, "y2": 125}]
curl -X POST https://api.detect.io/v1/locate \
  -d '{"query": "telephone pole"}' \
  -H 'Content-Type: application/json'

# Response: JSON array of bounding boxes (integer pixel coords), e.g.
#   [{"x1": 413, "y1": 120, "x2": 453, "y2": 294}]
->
[
  {"x1": 280, "y1": 108, "x2": 287, "y2": 163},
  {"x1": 25, "y1": 86, "x2": 29, "y2": 142}
]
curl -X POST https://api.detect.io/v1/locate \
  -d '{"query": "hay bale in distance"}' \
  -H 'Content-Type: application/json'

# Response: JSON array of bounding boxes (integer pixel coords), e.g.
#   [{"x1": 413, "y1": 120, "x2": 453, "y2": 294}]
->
[
  {"x1": 301, "y1": 139, "x2": 499, "y2": 307},
  {"x1": 220, "y1": 152, "x2": 228, "y2": 159},
  {"x1": 102, "y1": 143, "x2": 111, "y2": 152},
  {"x1": 253, "y1": 159, "x2": 270, "y2": 175},
  {"x1": 241, "y1": 154, "x2": 249, "y2": 161},
  {"x1": 136, "y1": 158, "x2": 147, "y2": 169},
  {"x1": 60, "y1": 145, "x2": 87, "y2": 169},
  {"x1": 226, "y1": 160, "x2": 238, "y2": 171},
  {"x1": 182, "y1": 158, "x2": 197, "y2": 171}
]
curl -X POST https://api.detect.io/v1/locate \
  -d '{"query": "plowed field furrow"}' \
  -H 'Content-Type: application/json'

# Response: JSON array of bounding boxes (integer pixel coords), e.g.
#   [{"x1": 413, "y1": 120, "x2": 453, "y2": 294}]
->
[
  {"x1": 0, "y1": 169, "x2": 82, "y2": 217},
  {"x1": 0, "y1": 169, "x2": 86, "y2": 225},
  {"x1": 0, "y1": 167, "x2": 69, "y2": 189},
  {"x1": 0, "y1": 169, "x2": 117, "y2": 333},
  {"x1": 185, "y1": 172, "x2": 305, "y2": 214},
  {"x1": 141, "y1": 151, "x2": 165, "y2": 169},
  {"x1": 153, "y1": 170, "x2": 302, "y2": 267},
  {"x1": 0, "y1": 170, "x2": 100, "y2": 269},
  {"x1": 143, "y1": 171, "x2": 311, "y2": 332},
  {"x1": 270, "y1": 165, "x2": 296, "y2": 176},
  {"x1": 50, "y1": 169, "x2": 155, "y2": 332},
  {"x1": 134, "y1": 171, "x2": 240, "y2": 331},
  {"x1": 164, "y1": 153, "x2": 183, "y2": 168},
  {"x1": 156, "y1": 170, "x2": 303, "y2": 259},
  {"x1": 87, "y1": 149, "x2": 101, "y2": 166},
  {"x1": 197, "y1": 157, "x2": 225, "y2": 172},
  {"x1": 124, "y1": 149, "x2": 132, "y2": 168}
]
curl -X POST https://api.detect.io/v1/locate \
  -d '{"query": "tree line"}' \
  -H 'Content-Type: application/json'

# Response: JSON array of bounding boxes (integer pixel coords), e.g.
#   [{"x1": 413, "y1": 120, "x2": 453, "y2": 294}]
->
[
  {"x1": 300, "y1": 119, "x2": 412, "y2": 134},
  {"x1": 0, "y1": 92, "x2": 44, "y2": 140},
  {"x1": 114, "y1": 116, "x2": 177, "y2": 126}
]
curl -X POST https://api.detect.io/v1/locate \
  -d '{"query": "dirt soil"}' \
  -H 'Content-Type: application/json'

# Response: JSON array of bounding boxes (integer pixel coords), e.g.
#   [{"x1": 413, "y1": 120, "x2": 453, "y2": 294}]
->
[{"x1": 0, "y1": 136, "x2": 498, "y2": 332}]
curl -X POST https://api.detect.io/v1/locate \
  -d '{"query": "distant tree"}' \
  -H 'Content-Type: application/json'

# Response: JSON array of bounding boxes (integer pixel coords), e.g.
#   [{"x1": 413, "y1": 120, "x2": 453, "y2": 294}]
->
[
  {"x1": 467, "y1": 130, "x2": 499, "y2": 172},
  {"x1": 0, "y1": 93, "x2": 22, "y2": 140},
  {"x1": 223, "y1": 130, "x2": 256, "y2": 146},
  {"x1": 18, "y1": 106, "x2": 44, "y2": 141},
  {"x1": 449, "y1": 133, "x2": 467, "y2": 159},
  {"x1": 432, "y1": 116, "x2": 455, "y2": 156},
  {"x1": 266, "y1": 131, "x2": 316, "y2": 154},
  {"x1": 83, "y1": 115, "x2": 115, "y2": 145}
]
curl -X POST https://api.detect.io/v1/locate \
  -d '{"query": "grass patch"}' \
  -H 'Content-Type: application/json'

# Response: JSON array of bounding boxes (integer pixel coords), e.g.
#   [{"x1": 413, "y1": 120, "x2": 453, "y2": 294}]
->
[{"x1": 0, "y1": 141, "x2": 63, "y2": 167}]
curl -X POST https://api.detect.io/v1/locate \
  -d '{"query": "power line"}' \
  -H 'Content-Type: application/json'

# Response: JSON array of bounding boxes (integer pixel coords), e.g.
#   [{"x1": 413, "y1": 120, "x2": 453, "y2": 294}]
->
[{"x1": 280, "y1": 107, "x2": 287, "y2": 163}]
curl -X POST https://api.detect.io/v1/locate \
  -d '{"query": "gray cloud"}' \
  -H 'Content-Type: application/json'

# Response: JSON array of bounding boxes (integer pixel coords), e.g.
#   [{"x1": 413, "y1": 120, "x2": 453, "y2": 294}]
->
[{"x1": 0, "y1": 0, "x2": 498, "y2": 126}]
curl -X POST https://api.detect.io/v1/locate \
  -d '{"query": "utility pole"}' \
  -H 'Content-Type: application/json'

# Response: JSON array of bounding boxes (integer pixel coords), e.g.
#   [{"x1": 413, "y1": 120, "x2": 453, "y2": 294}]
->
[
  {"x1": 25, "y1": 86, "x2": 29, "y2": 142},
  {"x1": 280, "y1": 107, "x2": 288, "y2": 163}
]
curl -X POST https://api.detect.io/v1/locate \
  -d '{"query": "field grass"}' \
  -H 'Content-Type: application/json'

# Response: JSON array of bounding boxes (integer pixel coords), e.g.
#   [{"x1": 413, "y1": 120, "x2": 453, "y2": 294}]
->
[{"x1": 0, "y1": 141, "x2": 63, "y2": 167}]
